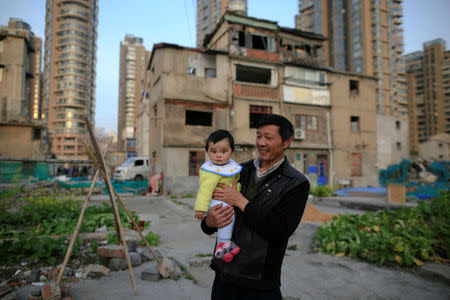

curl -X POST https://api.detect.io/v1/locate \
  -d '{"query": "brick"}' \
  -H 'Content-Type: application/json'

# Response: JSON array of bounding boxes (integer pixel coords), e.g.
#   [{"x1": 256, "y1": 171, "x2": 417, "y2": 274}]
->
[
  {"x1": 58, "y1": 283, "x2": 71, "y2": 297},
  {"x1": 97, "y1": 245, "x2": 124, "y2": 258},
  {"x1": 41, "y1": 281, "x2": 61, "y2": 300}
]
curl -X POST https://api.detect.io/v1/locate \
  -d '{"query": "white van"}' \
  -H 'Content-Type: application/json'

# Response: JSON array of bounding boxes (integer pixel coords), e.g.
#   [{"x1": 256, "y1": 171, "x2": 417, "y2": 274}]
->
[{"x1": 113, "y1": 157, "x2": 151, "y2": 181}]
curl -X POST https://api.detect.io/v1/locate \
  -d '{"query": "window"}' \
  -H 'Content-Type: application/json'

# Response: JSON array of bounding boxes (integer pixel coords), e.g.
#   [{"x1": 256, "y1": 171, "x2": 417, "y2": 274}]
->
[
  {"x1": 236, "y1": 64, "x2": 271, "y2": 84},
  {"x1": 350, "y1": 116, "x2": 360, "y2": 132},
  {"x1": 350, "y1": 80, "x2": 359, "y2": 95},
  {"x1": 134, "y1": 159, "x2": 144, "y2": 166},
  {"x1": 189, "y1": 151, "x2": 205, "y2": 176},
  {"x1": 351, "y1": 153, "x2": 362, "y2": 176},
  {"x1": 251, "y1": 34, "x2": 268, "y2": 50},
  {"x1": 249, "y1": 105, "x2": 272, "y2": 128},
  {"x1": 396, "y1": 120, "x2": 401, "y2": 129},
  {"x1": 231, "y1": 31, "x2": 245, "y2": 47},
  {"x1": 188, "y1": 67, "x2": 196, "y2": 75},
  {"x1": 205, "y1": 68, "x2": 216, "y2": 78},
  {"x1": 32, "y1": 128, "x2": 41, "y2": 140},
  {"x1": 186, "y1": 110, "x2": 212, "y2": 126},
  {"x1": 295, "y1": 115, "x2": 318, "y2": 131},
  {"x1": 396, "y1": 142, "x2": 402, "y2": 150}
]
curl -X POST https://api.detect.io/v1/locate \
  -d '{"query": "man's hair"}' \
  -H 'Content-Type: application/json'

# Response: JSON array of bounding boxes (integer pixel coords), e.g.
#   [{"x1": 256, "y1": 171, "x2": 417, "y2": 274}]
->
[
  {"x1": 205, "y1": 129, "x2": 235, "y2": 152},
  {"x1": 257, "y1": 114, "x2": 294, "y2": 142}
]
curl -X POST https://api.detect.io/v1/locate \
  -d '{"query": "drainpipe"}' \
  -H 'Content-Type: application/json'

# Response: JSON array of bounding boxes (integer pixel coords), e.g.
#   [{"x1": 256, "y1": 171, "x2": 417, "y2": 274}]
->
[{"x1": 327, "y1": 111, "x2": 334, "y2": 186}]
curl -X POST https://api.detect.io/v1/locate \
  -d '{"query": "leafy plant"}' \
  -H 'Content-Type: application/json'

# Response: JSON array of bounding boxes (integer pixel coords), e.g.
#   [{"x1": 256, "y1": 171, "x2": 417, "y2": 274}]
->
[
  {"x1": 140, "y1": 231, "x2": 160, "y2": 246},
  {"x1": 310, "y1": 185, "x2": 336, "y2": 197},
  {"x1": 314, "y1": 190, "x2": 449, "y2": 266},
  {"x1": 90, "y1": 240, "x2": 99, "y2": 254}
]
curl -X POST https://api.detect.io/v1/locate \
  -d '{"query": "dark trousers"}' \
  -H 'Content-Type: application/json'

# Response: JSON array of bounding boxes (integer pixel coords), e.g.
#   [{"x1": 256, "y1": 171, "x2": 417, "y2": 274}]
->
[{"x1": 211, "y1": 273, "x2": 282, "y2": 300}]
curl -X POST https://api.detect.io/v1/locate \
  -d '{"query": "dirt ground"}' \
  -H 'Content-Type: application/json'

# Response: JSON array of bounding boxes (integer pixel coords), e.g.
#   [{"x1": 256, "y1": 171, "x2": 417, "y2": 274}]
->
[{"x1": 300, "y1": 204, "x2": 337, "y2": 222}]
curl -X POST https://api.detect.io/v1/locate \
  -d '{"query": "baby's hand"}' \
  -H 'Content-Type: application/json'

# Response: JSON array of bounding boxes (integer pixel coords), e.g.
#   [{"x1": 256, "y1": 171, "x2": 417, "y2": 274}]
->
[{"x1": 195, "y1": 211, "x2": 205, "y2": 220}]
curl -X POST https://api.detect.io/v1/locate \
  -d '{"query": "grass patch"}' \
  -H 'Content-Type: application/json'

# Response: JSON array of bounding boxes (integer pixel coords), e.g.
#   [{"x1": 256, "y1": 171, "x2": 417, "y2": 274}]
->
[
  {"x1": 287, "y1": 245, "x2": 297, "y2": 251},
  {"x1": 184, "y1": 274, "x2": 194, "y2": 280},
  {"x1": 195, "y1": 253, "x2": 213, "y2": 257}
]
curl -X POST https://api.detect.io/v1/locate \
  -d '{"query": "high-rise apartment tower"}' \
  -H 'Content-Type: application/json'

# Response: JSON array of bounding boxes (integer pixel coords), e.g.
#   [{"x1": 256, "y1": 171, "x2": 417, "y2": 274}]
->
[
  {"x1": 43, "y1": 0, "x2": 98, "y2": 158},
  {"x1": 296, "y1": 0, "x2": 407, "y2": 117},
  {"x1": 404, "y1": 39, "x2": 450, "y2": 153},
  {"x1": 0, "y1": 18, "x2": 42, "y2": 122},
  {"x1": 117, "y1": 34, "x2": 150, "y2": 153},
  {"x1": 196, "y1": 0, "x2": 247, "y2": 47}
]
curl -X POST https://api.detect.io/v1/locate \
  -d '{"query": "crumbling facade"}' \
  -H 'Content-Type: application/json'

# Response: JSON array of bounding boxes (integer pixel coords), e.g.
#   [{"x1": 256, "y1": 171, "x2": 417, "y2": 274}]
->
[{"x1": 139, "y1": 13, "x2": 379, "y2": 194}]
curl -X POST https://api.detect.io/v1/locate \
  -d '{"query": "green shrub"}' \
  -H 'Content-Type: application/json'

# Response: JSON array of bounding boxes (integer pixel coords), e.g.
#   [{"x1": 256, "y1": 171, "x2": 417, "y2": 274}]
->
[
  {"x1": 314, "y1": 190, "x2": 449, "y2": 266},
  {"x1": 310, "y1": 185, "x2": 335, "y2": 197}
]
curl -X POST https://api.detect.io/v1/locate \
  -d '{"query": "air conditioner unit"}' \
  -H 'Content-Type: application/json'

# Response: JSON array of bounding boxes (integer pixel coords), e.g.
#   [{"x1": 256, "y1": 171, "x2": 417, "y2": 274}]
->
[{"x1": 293, "y1": 128, "x2": 305, "y2": 140}]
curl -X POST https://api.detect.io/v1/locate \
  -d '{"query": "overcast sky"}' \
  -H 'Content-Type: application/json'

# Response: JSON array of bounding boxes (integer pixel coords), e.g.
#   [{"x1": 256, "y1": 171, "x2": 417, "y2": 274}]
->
[{"x1": 1, "y1": 0, "x2": 449, "y2": 133}]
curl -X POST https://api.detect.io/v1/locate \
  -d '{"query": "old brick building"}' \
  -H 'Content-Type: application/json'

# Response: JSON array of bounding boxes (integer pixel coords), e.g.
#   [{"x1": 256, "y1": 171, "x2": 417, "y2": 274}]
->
[{"x1": 138, "y1": 13, "x2": 378, "y2": 194}]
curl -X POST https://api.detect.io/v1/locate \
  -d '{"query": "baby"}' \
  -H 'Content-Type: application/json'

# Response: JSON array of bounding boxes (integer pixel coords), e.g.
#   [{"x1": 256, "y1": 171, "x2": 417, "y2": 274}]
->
[{"x1": 194, "y1": 129, "x2": 241, "y2": 262}]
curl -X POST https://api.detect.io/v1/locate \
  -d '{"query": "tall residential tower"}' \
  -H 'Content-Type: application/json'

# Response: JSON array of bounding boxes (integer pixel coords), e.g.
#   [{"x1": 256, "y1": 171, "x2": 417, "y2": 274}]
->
[
  {"x1": 117, "y1": 34, "x2": 150, "y2": 155},
  {"x1": 0, "y1": 18, "x2": 42, "y2": 122},
  {"x1": 404, "y1": 39, "x2": 450, "y2": 153},
  {"x1": 296, "y1": 0, "x2": 408, "y2": 168},
  {"x1": 196, "y1": 0, "x2": 247, "y2": 47},
  {"x1": 296, "y1": 0, "x2": 406, "y2": 117},
  {"x1": 43, "y1": 0, "x2": 98, "y2": 158}
]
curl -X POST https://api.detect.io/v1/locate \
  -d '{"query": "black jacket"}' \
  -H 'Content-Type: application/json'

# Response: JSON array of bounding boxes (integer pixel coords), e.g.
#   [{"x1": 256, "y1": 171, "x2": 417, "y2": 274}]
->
[{"x1": 201, "y1": 157, "x2": 310, "y2": 290}]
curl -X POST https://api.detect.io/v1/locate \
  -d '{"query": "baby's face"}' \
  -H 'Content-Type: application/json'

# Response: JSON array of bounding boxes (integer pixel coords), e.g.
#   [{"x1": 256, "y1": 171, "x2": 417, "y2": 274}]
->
[{"x1": 207, "y1": 138, "x2": 233, "y2": 165}]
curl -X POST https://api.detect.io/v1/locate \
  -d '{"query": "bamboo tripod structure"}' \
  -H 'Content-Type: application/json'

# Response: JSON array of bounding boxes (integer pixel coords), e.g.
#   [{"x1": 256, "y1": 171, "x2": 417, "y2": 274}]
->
[{"x1": 56, "y1": 119, "x2": 162, "y2": 295}]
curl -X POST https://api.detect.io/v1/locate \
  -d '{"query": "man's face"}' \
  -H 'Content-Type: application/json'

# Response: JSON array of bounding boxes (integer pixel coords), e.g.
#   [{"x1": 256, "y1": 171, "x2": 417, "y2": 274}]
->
[{"x1": 256, "y1": 124, "x2": 292, "y2": 166}]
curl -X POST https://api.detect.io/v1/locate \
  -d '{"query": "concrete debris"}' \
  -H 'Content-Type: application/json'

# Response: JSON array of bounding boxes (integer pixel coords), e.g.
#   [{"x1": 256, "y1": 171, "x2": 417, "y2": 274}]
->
[
  {"x1": 136, "y1": 246, "x2": 155, "y2": 261},
  {"x1": 129, "y1": 251, "x2": 142, "y2": 267},
  {"x1": 25, "y1": 269, "x2": 41, "y2": 283},
  {"x1": 107, "y1": 258, "x2": 125, "y2": 272},
  {"x1": 84, "y1": 264, "x2": 110, "y2": 279},
  {"x1": 158, "y1": 258, "x2": 176, "y2": 278},
  {"x1": 141, "y1": 263, "x2": 160, "y2": 282}
]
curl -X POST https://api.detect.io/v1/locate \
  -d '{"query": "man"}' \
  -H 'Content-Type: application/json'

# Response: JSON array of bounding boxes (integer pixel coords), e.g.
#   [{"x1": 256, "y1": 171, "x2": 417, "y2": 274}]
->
[{"x1": 201, "y1": 114, "x2": 310, "y2": 299}]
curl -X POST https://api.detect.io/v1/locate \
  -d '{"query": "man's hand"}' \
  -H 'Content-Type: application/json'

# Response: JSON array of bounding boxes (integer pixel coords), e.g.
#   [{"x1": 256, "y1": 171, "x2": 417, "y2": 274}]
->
[
  {"x1": 205, "y1": 203, "x2": 234, "y2": 228},
  {"x1": 212, "y1": 182, "x2": 249, "y2": 212}
]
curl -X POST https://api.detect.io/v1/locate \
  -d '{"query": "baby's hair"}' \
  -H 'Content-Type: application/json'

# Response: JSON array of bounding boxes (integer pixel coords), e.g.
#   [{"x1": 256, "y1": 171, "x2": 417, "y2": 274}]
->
[{"x1": 205, "y1": 129, "x2": 235, "y2": 152}]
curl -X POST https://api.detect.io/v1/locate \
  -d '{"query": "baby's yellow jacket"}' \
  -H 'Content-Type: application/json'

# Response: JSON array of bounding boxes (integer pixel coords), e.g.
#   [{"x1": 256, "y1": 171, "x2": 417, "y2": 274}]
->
[{"x1": 194, "y1": 159, "x2": 241, "y2": 212}]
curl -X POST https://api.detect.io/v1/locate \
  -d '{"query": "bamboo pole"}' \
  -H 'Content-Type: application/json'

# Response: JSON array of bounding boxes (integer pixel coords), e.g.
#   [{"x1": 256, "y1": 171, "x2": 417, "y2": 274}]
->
[
  {"x1": 84, "y1": 119, "x2": 137, "y2": 295},
  {"x1": 56, "y1": 168, "x2": 100, "y2": 285},
  {"x1": 56, "y1": 139, "x2": 112, "y2": 286},
  {"x1": 83, "y1": 142, "x2": 163, "y2": 265}
]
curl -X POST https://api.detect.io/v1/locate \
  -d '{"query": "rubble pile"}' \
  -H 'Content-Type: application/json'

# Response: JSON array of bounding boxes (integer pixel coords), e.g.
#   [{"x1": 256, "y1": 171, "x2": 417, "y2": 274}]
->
[{"x1": 0, "y1": 240, "x2": 189, "y2": 299}]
